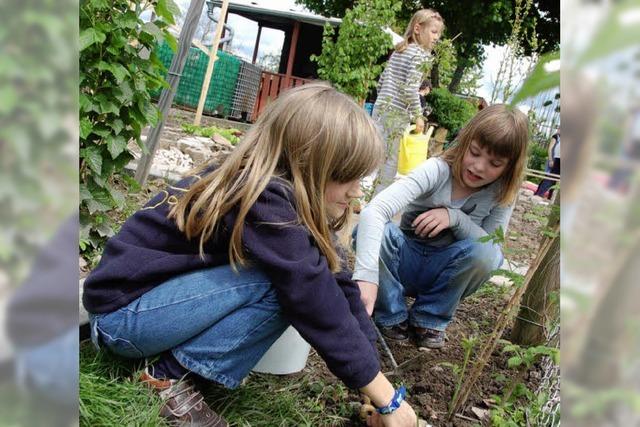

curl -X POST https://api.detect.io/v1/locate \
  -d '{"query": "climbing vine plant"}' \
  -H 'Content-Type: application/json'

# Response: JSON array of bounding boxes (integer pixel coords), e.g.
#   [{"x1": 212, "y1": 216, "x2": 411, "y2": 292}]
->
[
  {"x1": 79, "y1": 0, "x2": 179, "y2": 252},
  {"x1": 312, "y1": 0, "x2": 401, "y2": 102}
]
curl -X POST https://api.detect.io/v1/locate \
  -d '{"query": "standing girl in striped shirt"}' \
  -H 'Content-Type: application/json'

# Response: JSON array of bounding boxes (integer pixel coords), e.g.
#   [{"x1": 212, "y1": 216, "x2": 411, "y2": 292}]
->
[{"x1": 373, "y1": 9, "x2": 444, "y2": 195}]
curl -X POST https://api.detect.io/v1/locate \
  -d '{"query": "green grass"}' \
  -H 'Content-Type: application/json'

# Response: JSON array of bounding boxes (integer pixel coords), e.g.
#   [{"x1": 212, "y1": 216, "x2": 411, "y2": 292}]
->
[
  {"x1": 79, "y1": 342, "x2": 357, "y2": 426},
  {"x1": 79, "y1": 343, "x2": 165, "y2": 426}
]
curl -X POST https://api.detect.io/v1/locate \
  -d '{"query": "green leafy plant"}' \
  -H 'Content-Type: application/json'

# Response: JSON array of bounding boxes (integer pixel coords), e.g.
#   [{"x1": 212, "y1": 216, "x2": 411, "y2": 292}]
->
[
  {"x1": 181, "y1": 123, "x2": 241, "y2": 145},
  {"x1": 487, "y1": 341, "x2": 559, "y2": 425},
  {"x1": 312, "y1": 0, "x2": 401, "y2": 102},
  {"x1": 527, "y1": 143, "x2": 548, "y2": 177},
  {"x1": 426, "y1": 88, "x2": 477, "y2": 134},
  {"x1": 441, "y1": 335, "x2": 478, "y2": 417},
  {"x1": 79, "y1": 0, "x2": 179, "y2": 252}
]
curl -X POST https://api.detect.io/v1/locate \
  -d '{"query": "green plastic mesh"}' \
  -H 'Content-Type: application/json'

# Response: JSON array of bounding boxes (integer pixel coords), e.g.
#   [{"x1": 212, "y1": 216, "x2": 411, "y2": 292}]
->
[{"x1": 154, "y1": 42, "x2": 241, "y2": 116}]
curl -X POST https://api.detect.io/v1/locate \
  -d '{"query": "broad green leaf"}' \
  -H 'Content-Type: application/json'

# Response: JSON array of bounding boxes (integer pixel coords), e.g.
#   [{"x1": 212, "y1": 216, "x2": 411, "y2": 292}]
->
[
  {"x1": 95, "y1": 221, "x2": 115, "y2": 238},
  {"x1": 511, "y1": 51, "x2": 559, "y2": 104},
  {"x1": 79, "y1": 93, "x2": 98, "y2": 113},
  {"x1": 141, "y1": 102, "x2": 160, "y2": 126},
  {"x1": 141, "y1": 22, "x2": 164, "y2": 42},
  {"x1": 109, "y1": 187, "x2": 126, "y2": 209},
  {"x1": 85, "y1": 184, "x2": 113, "y2": 214},
  {"x1": 92, "y1": 126, "x2": 111, "y2": 138},
  {"x1": 80, "y1": 28, "x2": 106, "y2": 51},
  {"x1": 110, "y1": 118, "x2": 125, "y2": 135},
  {"x1": 80, "y1": 117, "x2": 93, "y2": 139},
  {"x1": 165, "y1": 32, "x2": 178, "y2": 52},
  {"x1": 107, "y1": 135, "x2": 128, "y2": 159},
  {"x1": 578, "y1": 0, "x2": 640, "y2": 65},
  {"x1": 98, "y1": 97, "x2": 120, "y2": 115},
  {"x1": 115, "y1": 10, "x2": 139, "y2": 29},
  {"x1": 108, "y1": 63, "x2": 129, "y2": 83},
  {"x1": 156, "y1": 0, "x2": 179, "y2": 25},
  {"x1": 507, "y1": 356, "x2": 523, "y2": 369},
  {"x1": 79, "y1": 184, "x2": 91, "y2": 201},
  {"x1": 81, "y1": 145, "x2": 103, "y2": 175},
  {"x1": 114, "y1": 80, "x2": 134, "y2": 104}
]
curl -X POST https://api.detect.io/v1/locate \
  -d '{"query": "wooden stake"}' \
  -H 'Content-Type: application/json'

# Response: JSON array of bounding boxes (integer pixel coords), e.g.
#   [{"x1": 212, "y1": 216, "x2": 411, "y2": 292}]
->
[{"x1": 194, "y1": 0, "x2": 230, "y2": 125}]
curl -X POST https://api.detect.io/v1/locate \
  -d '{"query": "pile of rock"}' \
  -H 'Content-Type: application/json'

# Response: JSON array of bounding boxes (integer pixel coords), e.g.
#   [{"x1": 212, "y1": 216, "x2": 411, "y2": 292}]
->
[{"x1": 129, "y1": 133, "x2": 237, "y2": 178}]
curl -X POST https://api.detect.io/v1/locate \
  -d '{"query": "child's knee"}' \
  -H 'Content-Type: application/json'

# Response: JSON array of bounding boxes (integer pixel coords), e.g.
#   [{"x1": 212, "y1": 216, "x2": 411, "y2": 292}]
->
[{"x1": 466, "y1": 240, "x2": 503, "y2": 275}]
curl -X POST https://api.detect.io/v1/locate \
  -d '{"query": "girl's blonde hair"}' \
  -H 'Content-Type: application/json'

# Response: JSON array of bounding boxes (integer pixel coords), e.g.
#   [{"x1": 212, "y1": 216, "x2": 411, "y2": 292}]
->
[
  {"x1": 396, "y1": 8, "x2": 444, "y2": 52},
  {"x1": 441, "y1": 104, "x2": 529, "y2": 205},
  {"x1": 169, "y1": 82, "x2": 384, "y2": 272}
]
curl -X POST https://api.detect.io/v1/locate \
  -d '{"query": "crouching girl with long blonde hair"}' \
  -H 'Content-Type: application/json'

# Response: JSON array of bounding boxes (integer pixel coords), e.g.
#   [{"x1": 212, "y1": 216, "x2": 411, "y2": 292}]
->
[{"x1": 83, "y1": 83, "x2": 419, "y2": 426}]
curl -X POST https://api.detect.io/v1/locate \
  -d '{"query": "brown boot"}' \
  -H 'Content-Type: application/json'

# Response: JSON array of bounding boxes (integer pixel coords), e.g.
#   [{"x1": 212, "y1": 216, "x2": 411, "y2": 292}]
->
[{"x1": 140, "y1": 370, "x2": 228, "y2": 427}]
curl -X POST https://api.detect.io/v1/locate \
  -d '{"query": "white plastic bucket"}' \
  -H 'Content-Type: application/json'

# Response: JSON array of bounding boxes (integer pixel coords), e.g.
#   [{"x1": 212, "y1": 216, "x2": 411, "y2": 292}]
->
[{"x1": 252, "y1": 326, "x2": 311, "y2": 374}]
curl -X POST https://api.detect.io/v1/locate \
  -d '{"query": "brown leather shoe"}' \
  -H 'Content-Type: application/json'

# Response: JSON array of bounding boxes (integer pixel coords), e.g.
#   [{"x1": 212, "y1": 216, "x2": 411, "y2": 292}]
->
[
  {"x1": 412, "y1": 327, "x2": 446, "y2": 349},
  {"x1": 140, "y1": 370, "x2": 228, "y2": 427}
]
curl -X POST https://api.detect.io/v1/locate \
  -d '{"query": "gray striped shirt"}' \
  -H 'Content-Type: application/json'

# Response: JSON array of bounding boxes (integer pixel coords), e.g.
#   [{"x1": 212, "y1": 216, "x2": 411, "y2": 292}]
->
[{"x1": 374, "y1": 44, "x2": 432, "y2": 120}]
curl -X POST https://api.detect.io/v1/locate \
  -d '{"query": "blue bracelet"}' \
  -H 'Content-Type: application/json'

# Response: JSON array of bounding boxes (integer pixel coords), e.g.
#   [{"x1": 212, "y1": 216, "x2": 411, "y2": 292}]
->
[{"x1": 376, "y1": 385, "x2": 406, "y2": 415}]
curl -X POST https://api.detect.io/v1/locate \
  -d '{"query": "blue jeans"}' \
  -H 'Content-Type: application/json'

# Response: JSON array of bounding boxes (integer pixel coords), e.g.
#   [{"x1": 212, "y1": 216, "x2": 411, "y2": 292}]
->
[
  {"x1": 369, "y1": 223, "x2": 502, "y2": 331},
  {"x1": 89, "y1": 265, "x2": 289, "y2": 389}
]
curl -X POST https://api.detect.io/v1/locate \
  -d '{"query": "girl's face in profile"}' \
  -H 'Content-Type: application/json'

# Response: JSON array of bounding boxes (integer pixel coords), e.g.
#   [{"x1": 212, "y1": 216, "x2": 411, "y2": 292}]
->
[
  {"x1": 325, "y1": 179, "x2": 363, "y2": 219},
  {"x1": 414, "y1": 117, "x2": 425, "y2": 134},
  {"x1": 416, "y1": 21, "x2": 442, "y2": 50}
]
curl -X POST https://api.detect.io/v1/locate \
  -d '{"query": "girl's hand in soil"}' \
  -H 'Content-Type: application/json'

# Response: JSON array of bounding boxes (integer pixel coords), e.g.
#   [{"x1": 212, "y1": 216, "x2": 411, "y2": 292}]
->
[
  {"x1": 412, "y1": 208, "x2": 450, "y2": 238},
  {"x1": 367, "y1": 402, "x2": 418, "y2": 427},
  {"x1": 357, "y1": 280, "x2": 378, "y2": 316}
]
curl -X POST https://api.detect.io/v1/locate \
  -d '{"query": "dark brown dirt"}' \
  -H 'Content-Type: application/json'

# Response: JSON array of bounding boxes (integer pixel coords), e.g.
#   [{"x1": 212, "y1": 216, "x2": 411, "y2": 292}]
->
[{"x1": 300, "y1": 285, "x2": 542, "y2": 426}]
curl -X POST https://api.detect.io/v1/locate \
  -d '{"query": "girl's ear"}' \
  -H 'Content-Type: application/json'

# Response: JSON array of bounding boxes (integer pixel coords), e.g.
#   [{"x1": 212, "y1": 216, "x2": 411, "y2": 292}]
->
[{"x1": 413, "y1": 22, "x2": 422, "y2": 35}]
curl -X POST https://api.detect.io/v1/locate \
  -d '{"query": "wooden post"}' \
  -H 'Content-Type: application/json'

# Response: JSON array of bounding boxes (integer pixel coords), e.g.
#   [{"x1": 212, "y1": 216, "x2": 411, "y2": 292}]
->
[
  {"x1": 252, "y1": 24, "x2": 262, "y2": 64},
  {"x1": 194, "y1": 0, "x2": 230, "y2": 126},
  {"x1": 284, "y1": 21, "x2": 300, "y2": 87}
]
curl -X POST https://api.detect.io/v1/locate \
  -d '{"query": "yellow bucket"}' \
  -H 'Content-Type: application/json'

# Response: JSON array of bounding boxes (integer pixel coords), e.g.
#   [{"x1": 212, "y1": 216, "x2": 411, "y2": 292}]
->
[{"x1": 397, "y1": 125, "x2": 433, "y2": 175}]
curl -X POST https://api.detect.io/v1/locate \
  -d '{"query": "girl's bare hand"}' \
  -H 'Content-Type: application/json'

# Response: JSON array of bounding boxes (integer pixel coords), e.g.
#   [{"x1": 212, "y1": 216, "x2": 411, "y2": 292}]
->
[{"x1": 412, "y1": 208, "x2": 450, "y2": 238}]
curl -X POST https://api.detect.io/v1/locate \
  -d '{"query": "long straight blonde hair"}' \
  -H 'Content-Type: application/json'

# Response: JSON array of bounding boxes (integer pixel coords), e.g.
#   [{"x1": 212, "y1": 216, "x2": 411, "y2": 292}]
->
[
  {"x1": 441, "y1": 104, "x2": 529, "y2": 205},
  {"x1": 169, "y1": 82, "x2": 385, "y2": 272},
  {"x1": 396, "y1": 8, "x2": 444, "y2": 52}
]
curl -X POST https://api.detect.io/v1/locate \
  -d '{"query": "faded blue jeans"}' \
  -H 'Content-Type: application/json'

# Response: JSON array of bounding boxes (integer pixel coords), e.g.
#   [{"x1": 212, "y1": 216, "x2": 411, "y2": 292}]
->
[
  {"x1": 89, "y1": 265, "x2": 289, "y2": 389},
  {"x1": 370, "y1": 223, "x2": 502, "y2": 331}
]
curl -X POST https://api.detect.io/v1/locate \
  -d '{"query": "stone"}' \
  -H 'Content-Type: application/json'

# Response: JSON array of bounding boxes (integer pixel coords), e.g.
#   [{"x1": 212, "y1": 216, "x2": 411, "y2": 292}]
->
[
  {"x1": 184, "y1": 146, "x2": 213, "y2": 164},
  {"x1": 176, "y1": 136, "x2": 212, "y2": 152},
  {"x1": 489, "y1": 275, "x2": 513, "y2": 287},
  {"x1": 211, "y1": 133, "x2": 235, "y2": 151},
  {"x1": 471, "y1": 407, "x2": 490, "y2": 420}
]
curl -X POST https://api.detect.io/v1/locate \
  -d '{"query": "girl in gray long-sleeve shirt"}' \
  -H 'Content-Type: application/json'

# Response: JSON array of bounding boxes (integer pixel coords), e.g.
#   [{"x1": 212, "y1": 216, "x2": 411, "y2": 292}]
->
[
  {"x1": 354, "y1": 104, "x2": 530, "y2": 349},
  {"x1": 373, "y1": 9, "x2": 444, "y2": 196}
]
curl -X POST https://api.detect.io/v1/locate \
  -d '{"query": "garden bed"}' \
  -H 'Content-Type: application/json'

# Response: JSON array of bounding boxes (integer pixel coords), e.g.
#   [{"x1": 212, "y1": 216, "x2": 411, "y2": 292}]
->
[{"x1": 80, "y1": 107, "x2": 555, "y2": 426}]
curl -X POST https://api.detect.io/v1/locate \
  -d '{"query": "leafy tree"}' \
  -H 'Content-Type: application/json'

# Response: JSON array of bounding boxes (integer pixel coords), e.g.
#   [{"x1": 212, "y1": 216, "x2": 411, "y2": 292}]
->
[
  {"x1": 257, "y1": 52, "x2": 281, "y2": 73},
  {"x1": 297, "y1": 0, "x2": 559, "y2": 93},
  {"x1": 426, "y1": 88, "x2": 477, "y2": 134},
  {"x1": 79, "y1": 0, "x2": 179, "y2": 252},
  {"x1": 311, "y1": 0, "x2": 401, "y2": 102}
]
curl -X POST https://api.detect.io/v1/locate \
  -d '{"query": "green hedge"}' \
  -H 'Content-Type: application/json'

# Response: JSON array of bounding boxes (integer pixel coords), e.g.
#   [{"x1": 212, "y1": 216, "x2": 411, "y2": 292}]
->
[{"x1": 426, "y1": 88, "x2": 477, "y2": 134}]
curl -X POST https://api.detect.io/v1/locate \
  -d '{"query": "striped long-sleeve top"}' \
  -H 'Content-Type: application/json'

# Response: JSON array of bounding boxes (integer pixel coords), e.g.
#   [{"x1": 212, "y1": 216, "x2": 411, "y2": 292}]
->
[{"x1": 374, "y1": 43, "x2": 432, "y2": 120}]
